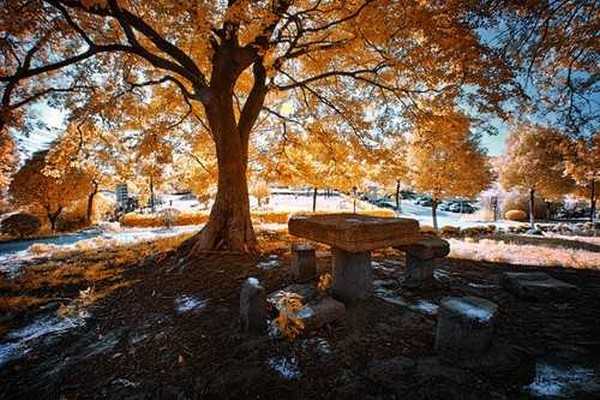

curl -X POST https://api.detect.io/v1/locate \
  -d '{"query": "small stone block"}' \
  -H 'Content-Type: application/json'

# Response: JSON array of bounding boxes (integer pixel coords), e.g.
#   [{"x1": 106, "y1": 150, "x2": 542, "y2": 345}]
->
[
  {"x1": 331, "y1": 248, "x2": 373, "y2": 303},
  {"x1": 435, "y1": 296, "x2": 498, "y2": 359},
  {"x1": 404, "y1": 256, "x2": 443, "y2": 287},
  {"x1": 501, "y1": 272, "x2": 577, "y2": 300},
  {"x1": 296, "y1": 296, "x2": 346, "y2": 330},
  {"x1": 396, "y1": 236, "x2": 450, "y2": 260},
  {"x1": 240, "y1": 277, "x2": 267, "y2": 334},
  {"x1": 291, "y1": 243, "x2": 317, "y2": 282}
]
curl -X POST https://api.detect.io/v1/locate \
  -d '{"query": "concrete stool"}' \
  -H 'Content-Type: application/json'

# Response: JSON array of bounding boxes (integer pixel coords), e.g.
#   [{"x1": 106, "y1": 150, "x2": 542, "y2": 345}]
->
[
  {"x1": 291, "y1": 243, "x2": 317, "y2": 282},
  {"x1": 396, "y1": 236, "x2": 449, "y2": 287},
  {"x1": 240, "y1": 277, "x2": 267, "y2": 334},
  {"x1": 435, "y1": 296, "x2": 498, "y2": 359}
]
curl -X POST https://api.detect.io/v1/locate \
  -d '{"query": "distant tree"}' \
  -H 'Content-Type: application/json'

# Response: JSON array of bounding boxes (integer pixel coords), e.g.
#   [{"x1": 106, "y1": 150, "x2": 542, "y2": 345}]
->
[
  {"x1": 136, "y1": 132, "x2": 173, "y2": 212},
  {"x1": 408, "y1": 111, "x2": 492, "y2": 230},
  {"x1": 368, "y1": 137, "x2": 409, "y2": 212},
  {"x1": 250, "y1": 180, "x2": 271, "y2": 208},
  {"x1": 499, "y1": 125, "x2": 575, "y2": 229},
  {"x1": 46, "y1": 122, "x2": 122, "y2": 224},
  {"x1": 564, "y1": 133, "x2": 600, "y2": 222},
  {"x1": 178, "y1": 132, "x2": 218, "y2": 209},
  {"x1": 0, "y1": 135, "x2": 18, "y2": 204},
  {"x1": 10, "y1": 151, "x2": 92, "y2": 231},
  {"x1": 0, "y1": 213, "x2": 41, "y2": 238},
  {"x1": 266, "y1": 123, "x2": 367, "y2": 212}
]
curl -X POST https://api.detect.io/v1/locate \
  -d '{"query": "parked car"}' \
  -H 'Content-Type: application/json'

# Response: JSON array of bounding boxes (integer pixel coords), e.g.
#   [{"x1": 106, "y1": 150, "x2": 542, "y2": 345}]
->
[
  {"x1": 439, "y1": 200, "x2": 476, "y2": 214},
  {"x1": 416, "y1": 198, "x2": 433, "y2": 207}
]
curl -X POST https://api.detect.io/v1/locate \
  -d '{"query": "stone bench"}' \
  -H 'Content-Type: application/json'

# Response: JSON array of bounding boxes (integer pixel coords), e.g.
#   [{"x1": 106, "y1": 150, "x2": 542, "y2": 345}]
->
[
  {"x1": 501, "y1": 271, "x2": 577, "y2": 300},
  {"x1": 435, "y1": 296, "x2": 498, "y2": 360},
  {"x1": 395, "y1": 236, "x2": 450, "y2": 287},
  {"x1": 288, "y1": 213, "x2": 421, "y2": 303}
]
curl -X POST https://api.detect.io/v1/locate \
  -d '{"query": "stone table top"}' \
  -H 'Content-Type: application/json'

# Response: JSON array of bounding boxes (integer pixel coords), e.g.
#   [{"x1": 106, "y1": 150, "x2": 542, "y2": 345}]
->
[{"x1": 288, "y1": 213, "x2": 420, "y2": 252}]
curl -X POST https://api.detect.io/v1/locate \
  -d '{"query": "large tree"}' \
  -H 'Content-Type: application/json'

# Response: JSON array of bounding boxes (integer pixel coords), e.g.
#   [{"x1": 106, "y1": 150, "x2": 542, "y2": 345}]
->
[{"x1": 0, "y1": 0, "x2": 518, "y2": 253}]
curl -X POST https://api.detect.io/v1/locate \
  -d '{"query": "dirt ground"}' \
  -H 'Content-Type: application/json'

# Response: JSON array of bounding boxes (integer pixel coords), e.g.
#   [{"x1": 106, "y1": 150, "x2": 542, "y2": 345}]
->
[{"x1": 1, "y1": 230, "x2": 600, "y2": 399}]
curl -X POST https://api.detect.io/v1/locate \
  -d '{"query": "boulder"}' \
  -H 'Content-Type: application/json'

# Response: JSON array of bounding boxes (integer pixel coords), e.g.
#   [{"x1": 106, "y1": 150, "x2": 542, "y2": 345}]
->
[
  {"x1": 240, "y1": 277, "x2": 267, "y2": 334},
  {"x1": 501, "y1": 271, "x2": 577, "y2": 300},
  {"x1": 296, "y1": 296, "x2": 346, "y2": 330},
  {"x1": 435, "y1": 296, "x2": 498, "y2": 359}
]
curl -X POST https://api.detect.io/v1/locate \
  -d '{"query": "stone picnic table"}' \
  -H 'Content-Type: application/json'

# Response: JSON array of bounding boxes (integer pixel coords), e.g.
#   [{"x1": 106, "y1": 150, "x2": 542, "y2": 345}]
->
[{"x1": 288, "y1": 213, "x2": 449, "y2": 302}]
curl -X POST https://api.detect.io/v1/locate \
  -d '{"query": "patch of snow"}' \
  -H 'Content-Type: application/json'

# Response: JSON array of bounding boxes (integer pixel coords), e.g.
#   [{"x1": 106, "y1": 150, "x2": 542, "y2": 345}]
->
[
  {"x1": 296, "y1": 305, "x2": 315, "y2": 319},
  {"x1": 246, "y1": 277, "x2": 261, "y2": 288},
  {"x1": 444, "y1": 298, "x2": 494, "y2": 321},
  {"x1": 410, "y1": 300, "x2": 439, "y2": 315},
  {"x1": 113, "y1": 378, "x2": 140, "y2": 388},
  {"x1": 257, "y1": 256, "x2": 280, "y2": 270},
  {"x1": 302, "y1": 337, "x2": 332, "y2": 355},
  {"x1": 175, "y1": 295, "x2": 207, "y2": 314},
  {"x1": 526, "y1": 362, "x2": 600, "y2": 398},
  {"x1": 374, "y1": 288, "x2": 408, "y2": 306},
  {"x1": 267, "y1": 356, "x2": 301, "y2": 380},
  {"x1": 0, "y1": 313, "x2": 89, "y2": 367},
  {"x1": 467, "y1": 282, "x2": 499, "y2": 289}
]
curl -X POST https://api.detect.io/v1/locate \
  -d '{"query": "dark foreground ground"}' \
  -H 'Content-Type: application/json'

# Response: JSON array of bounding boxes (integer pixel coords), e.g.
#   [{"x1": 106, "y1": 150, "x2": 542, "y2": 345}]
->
[{"x1": 1, "y1": 231, "x2": 600, "y2": 399}]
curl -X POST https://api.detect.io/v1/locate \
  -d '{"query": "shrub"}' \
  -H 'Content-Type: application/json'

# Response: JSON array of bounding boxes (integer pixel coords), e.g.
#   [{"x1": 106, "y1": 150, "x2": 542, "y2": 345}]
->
[
  {"x1": 461, "y1": 227, "x2": 487, "y2": 237},
  {"x1": 440, "y1": 225, "x2": 460, "y2": 237},
  {"x1": 501, "y1": 191, "x2": 546, "y2": 218},
  {"x1": 505, "y1": 209, "x2": 528, "y2": 221},
  {"x1": 1, "y1": 213, "x2": 41, "y2": 238},
  {"x1": 420, "y1": 225, "x2": 437, "y2": 235}
]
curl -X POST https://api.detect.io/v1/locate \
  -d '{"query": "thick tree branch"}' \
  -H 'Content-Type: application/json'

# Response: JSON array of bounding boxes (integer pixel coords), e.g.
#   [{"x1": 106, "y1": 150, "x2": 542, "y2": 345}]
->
[{"x1": 238, "y1": 61, "x2": 267, "y2": 143}]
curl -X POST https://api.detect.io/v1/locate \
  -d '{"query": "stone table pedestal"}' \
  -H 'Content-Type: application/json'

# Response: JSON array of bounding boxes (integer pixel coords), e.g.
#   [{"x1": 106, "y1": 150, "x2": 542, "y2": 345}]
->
[{"x1": 332, "y1": 248, "x2": 372, "y2": 302}]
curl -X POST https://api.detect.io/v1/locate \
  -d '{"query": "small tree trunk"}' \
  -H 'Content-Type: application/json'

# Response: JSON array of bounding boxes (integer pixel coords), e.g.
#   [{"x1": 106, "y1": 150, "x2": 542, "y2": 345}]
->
[
  {"x1": 432, "y1": 199, "x2": 439, "y2": 231},
  {"x1": 86, "y1": 183, "x2": 98, "y2": 225},
  {"x1": 312, "y1": 187, "x2": 317, "y2": 212},
  {"x1": 47, "y1": 207, "x2": 62, "y2": 233},
  {"x1": 590, "y1": 180, "x2": 596, "y2": 223},
  {"x1": 395, "y1": 180, "x2": 401, "y2": 213},
  {"x1": 529, "y1": 188, "x2": 535, "y2": 229},
  {"x1": 149, "y1": 176, "x2": 155, "y2": 213}
]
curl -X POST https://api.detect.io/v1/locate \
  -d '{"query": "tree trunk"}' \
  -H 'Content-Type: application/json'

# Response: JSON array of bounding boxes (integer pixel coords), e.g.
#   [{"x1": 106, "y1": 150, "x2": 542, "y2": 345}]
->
[
  {"x1": 432, "y1": 199, "x2": 439, "y2": 231},
  {"x1": 86, "y1": 183, "x2": 98, "y2": 225},
  {"x1": 149, "y1": 176, "x2": 155, "y2": 213},
  {"x1": 529, "y1": 188, "x2": 535, "y2": 229},
  {"x1": 185, "y1": 90, "x2": 257, "y2": 254},
  {"x1": 395, "y1": 180, "x2": 401, "y2": 213},
  {"x1": 47, "y1": 207, "x2": 62, "y2": 233},
  {"x1": 591, "y1": 180, "x2": 596, "y2": 223},
  {"x1": 312, "y1": 187, "x2": 317, "y2": 212}
]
